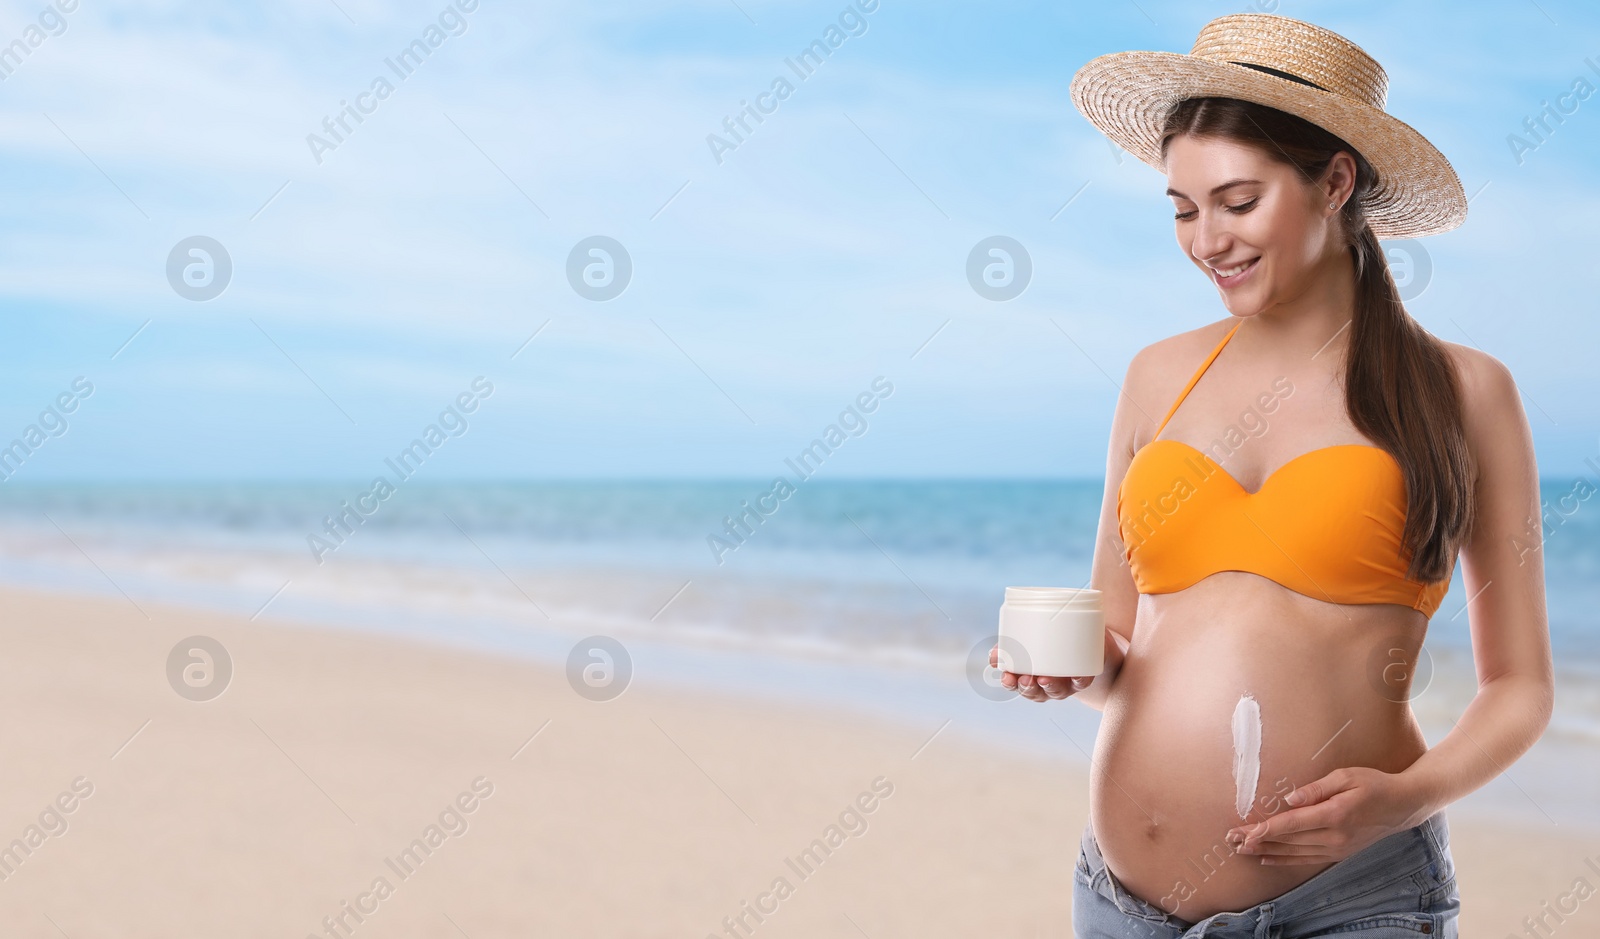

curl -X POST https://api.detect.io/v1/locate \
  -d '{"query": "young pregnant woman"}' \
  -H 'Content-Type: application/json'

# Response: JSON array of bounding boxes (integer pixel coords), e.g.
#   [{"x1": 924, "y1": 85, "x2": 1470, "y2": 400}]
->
[{"x1": 996, "y1": 14, "x2": 1555, "y2": 938}]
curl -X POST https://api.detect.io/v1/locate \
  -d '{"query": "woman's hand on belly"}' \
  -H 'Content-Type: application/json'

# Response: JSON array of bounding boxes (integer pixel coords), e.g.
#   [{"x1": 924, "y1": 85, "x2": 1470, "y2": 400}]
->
[{"x1": 1226, "y1": 765, "x2": 1428, "y2": 864}]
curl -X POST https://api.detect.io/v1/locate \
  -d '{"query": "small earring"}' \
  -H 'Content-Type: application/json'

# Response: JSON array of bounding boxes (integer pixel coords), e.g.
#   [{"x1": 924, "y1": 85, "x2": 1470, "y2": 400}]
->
[{"x1": 1329, "y1": 202, "x2": 1337, "y2": 209}]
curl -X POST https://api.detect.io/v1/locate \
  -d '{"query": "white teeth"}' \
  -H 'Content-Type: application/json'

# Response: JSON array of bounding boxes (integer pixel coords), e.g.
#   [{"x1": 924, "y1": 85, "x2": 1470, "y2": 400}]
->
[{"x1": 1216, "y1": 259, "x2": 1256, "y2": 279}]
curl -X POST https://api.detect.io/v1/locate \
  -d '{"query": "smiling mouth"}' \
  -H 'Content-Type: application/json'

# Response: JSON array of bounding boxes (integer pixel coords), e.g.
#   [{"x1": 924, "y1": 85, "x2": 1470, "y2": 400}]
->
[{"x1": 1213, "y1": 257, "x2": 1260, "y2": 285}]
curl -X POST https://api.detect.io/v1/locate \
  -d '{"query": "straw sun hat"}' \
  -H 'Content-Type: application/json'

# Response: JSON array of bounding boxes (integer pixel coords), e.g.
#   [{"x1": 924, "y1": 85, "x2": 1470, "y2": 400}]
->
[{"x1": 1069, "y1": 13, "x2": 1466, "y2": 239}]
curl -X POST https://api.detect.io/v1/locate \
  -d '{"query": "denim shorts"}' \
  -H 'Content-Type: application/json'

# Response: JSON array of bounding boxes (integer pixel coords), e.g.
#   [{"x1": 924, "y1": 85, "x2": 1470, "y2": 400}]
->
[{"x1": 1073, "y1": 810, "x2": 1460, "y2": 937}]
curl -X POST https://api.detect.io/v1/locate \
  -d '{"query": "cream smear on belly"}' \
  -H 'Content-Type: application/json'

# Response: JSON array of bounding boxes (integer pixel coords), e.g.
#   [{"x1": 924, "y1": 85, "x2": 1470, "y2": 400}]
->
[{"x1": 1232, "y1": 693, "x2": 1262, "y2": 820}]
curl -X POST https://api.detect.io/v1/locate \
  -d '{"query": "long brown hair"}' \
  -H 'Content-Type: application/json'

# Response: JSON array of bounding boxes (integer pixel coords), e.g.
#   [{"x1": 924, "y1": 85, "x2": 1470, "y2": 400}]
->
[{"x1": 1159, "y1": 96, "x2": 1473, "y2": 583}]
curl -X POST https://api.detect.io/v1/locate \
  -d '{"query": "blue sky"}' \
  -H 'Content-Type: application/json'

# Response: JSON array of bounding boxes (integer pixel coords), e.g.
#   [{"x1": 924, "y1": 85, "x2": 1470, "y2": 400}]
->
[{"x1": 1, "y1": 0, "x2": 1597, "y2": 480}]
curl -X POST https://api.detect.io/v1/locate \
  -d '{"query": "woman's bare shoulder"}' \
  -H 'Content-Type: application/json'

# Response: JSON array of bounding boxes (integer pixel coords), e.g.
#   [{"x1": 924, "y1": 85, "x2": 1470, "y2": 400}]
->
[
  {"x1": 1125, "y1": 318, "x2": 1236, "y2": 394},
  {"x1": 1129, "y1": 317, "x2": 1235, "y2": 366},
  {"x1": 1435, "y1": 338, "x2": 1531, "y2": 491},
  {"x1": 1436, "y1": 338, "x2": 1520, "y2": 416},
  {"x1": 1121, "y1": 319, "x2": 1237, "y2": 439}
]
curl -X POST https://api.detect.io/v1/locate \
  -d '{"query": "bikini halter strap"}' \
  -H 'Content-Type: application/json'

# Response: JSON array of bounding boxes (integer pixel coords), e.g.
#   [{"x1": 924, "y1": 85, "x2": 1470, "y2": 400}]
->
[{"x1": 1153, "y1": 319, "x2": 1243, "y2": 438}]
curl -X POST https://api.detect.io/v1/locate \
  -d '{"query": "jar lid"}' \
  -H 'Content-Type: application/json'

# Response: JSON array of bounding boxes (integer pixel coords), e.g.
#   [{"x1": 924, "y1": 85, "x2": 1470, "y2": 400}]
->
[{"x1": 1003, "y1": 586, "x2": 1102, "y2": 610}]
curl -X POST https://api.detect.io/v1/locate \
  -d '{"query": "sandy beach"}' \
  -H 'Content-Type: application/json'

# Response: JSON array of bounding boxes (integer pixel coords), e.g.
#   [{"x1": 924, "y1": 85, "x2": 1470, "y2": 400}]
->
[{"x1": 0, "y1": 583, "x2": 1595, "y2": 938}]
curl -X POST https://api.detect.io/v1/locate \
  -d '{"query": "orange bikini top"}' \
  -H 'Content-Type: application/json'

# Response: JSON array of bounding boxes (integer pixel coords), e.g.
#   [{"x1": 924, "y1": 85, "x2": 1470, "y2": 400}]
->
[{"x1": 1116, "y1": 320, "x2": 1452, "y2": 618}]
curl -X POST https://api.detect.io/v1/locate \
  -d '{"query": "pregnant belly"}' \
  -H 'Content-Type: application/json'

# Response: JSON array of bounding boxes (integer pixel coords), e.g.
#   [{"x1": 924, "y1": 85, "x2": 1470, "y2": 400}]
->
[{"x1": 1090, "y1": 575, "x2": 1430, "y2": 922}]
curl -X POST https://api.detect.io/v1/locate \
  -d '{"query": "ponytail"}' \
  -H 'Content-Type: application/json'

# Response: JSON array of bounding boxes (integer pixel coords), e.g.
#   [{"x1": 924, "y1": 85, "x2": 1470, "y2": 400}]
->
[{"x1": 1345, "y1": 219, "x2": 1475, "y2": 582}]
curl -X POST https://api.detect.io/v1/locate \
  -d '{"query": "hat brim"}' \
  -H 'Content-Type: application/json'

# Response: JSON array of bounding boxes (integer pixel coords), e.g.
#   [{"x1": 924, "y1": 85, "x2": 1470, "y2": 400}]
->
[{"x1": 1070, "y1": 50, "x2": 1467, "y2": 239}]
